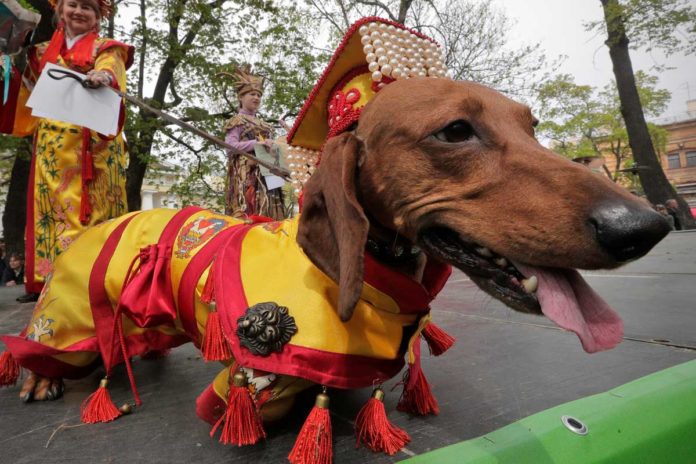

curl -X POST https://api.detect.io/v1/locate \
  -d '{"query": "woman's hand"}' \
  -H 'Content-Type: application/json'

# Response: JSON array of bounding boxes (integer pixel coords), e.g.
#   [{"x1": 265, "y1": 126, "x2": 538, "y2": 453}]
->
[{"x1": 84, "y1": 70, "x2": 113, "y2": 88}]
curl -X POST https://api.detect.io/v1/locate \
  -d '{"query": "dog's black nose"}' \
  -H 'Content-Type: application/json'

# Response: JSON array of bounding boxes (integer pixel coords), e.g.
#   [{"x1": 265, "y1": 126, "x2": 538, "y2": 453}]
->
[{"x1": 590, "y1": 203, "x2": 671, "y2": 262}]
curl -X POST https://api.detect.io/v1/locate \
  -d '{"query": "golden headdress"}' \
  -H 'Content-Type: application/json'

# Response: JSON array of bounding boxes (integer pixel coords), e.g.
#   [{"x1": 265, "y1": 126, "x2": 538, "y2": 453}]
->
[
  {"x1": 218, "y1": 64, "x2": 265, "y2": 97},
  {"x1": 48, "y1": 0, "x2": 113, "y2": 17}
]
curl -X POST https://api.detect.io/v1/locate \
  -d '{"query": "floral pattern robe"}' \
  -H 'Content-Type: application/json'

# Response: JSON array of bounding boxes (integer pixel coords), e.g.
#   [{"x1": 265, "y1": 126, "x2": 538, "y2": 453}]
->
[{"x1": 3, "y1": 33, "x2": 134, "y2": 293}]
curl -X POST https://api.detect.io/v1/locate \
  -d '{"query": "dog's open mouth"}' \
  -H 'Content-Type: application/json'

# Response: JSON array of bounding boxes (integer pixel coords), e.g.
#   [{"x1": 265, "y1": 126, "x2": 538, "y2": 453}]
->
[
  {"x1": 419, "y1": 227, "x2": 624, "y2": 353},
  {"x1": 419, "y1": 227, "x2": 541, "y2": 313}
]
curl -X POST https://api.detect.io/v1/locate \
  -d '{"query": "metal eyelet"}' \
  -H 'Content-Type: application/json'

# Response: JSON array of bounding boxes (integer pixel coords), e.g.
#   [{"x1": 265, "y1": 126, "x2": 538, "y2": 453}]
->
[{"x1": 561, "y1": 415, "x2": 588, "y2": 435}]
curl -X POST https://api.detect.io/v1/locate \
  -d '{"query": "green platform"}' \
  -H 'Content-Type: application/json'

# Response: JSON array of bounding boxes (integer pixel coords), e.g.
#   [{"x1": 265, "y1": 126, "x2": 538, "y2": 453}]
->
[{"x1": 404, "y1": 359, "x2": 696, "y2": 464}]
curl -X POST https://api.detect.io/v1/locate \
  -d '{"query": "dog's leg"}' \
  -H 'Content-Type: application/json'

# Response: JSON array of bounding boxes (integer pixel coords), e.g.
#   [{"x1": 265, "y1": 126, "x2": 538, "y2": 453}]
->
[
  {"x1": 19, "y1": 373, "x2": 64, "y2": 402},
  {"x1": 198, "y1": 366, "x2": 314, "y2": 425}
]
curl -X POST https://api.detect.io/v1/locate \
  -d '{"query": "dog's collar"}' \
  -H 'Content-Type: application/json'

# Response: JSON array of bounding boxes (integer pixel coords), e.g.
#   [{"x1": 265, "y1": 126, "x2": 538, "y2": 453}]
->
[{"x1": 366, "y1": 236, "x2": 421, "y2": 266}]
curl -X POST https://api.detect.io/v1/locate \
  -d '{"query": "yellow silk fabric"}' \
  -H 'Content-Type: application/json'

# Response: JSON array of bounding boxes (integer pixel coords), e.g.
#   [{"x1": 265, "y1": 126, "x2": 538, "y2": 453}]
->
[
  {"x1": 339, "y1": 72, "x2": 377, "y2": 111},
  {"x1": 239, "y1": 218, "x2": 417, "y2": 360},
  {"x1": 211, "y1": 365, "x2": 314, "y2": 421},
  {"x1": 12, "y1": 85, "x2": 38, "y2": 136},
  {"x1": 24, "y1": 210, "x2": 179, "y2": 368},
  {"x1": 21, "y1": 209, "x2": 419, "y2": 375},
  {"x1": 168, "y1": 211, "x2": 245, "y2": 337},
  {"x1": 25, "y1": 43, "x2": 130, "y2": 287},
  {"x1": 290, "y1": 33, "x2": 365, "y2": 149}
]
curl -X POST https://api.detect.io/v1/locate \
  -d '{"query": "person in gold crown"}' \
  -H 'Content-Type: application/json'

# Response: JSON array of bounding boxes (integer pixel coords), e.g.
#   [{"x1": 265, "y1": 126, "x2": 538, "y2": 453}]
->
[
  {"x1": 0, "y1": 0, "x2": 134, "y2": 302},
  {"x1": 221, "y1": 65, "x2": 286, "y2": 220}
]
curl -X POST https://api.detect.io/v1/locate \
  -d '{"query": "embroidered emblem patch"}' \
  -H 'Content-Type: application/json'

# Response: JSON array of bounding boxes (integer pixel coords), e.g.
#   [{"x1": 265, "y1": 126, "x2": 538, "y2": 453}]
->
[
  {"x1": 175, "y1": 216, "x2": 228, "y2": 258},
  {"x1": 237, "y1": 302, "x2": 298, "y2": 356},
  {"x1": 26, "y1": 315, "x2": 54, "y2": 342}
]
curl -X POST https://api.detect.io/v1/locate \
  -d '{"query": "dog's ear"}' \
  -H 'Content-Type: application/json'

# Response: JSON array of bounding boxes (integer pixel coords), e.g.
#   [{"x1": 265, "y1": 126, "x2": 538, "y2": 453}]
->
[{"x1": 298, "y1": 132, "x2": 368, "y2": 322}]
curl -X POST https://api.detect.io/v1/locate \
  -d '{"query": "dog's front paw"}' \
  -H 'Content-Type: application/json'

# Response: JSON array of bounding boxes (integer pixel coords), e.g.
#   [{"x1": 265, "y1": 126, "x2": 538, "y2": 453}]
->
[{"x1": 19, "y1": 373, "x2": 64, "y2": 402}]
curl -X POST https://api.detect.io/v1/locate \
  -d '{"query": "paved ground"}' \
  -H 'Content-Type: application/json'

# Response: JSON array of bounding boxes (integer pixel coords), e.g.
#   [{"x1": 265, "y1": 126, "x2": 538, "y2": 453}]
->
[{"x1": 0, "y1": 231, "x2": 694, "y2": 463}]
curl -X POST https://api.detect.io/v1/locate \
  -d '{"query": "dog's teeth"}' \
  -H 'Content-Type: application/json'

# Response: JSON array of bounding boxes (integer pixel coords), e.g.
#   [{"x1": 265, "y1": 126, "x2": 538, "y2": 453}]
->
[
  {"x1": 476, "y1": 247, "x2": 493, "y2": 258},
  {"x1": 495, "y1": 257, "x2": 508, "y2": 267},
  {"x1": 521, "y1": 275, "x2": 538, "y2": 293}
]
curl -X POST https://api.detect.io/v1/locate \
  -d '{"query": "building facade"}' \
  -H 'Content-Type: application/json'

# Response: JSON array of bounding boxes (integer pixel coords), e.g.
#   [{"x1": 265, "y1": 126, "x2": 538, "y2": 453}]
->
[
  {"x1": 658, "y1": 103, "x2": 696, "y2": 206},
  {"x1": 592, "y1": 100, "x2": 696, "y2": 207},
  {"x1": 140, "y1": 161, "x2": 181, "y2": 210}
]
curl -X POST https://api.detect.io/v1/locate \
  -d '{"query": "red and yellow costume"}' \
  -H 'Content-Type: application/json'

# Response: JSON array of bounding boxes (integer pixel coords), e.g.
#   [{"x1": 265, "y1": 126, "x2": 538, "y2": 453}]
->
[
  {"x1": 0, "y1": 206, "x2": 449, "y2": 409},
  {"x1": 0, "y1": 23, "x2": 134, "y2": 293}
]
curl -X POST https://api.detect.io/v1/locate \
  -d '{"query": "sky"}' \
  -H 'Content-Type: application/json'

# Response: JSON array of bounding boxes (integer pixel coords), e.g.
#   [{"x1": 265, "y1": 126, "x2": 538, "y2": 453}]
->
[{"x1": 494, "y1": 0, "x2": 696, "y2": 121}]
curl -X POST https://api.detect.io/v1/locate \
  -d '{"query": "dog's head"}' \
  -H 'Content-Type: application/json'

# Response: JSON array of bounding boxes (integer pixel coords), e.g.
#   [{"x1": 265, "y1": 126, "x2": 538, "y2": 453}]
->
[{"x1": 298, "y1": 77, "x2": 670, "y2": 353}]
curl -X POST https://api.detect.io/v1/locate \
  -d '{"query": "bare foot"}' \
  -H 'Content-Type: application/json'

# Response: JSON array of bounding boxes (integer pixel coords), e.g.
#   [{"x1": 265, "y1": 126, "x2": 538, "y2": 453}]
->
[{"x1": 19, "y1": 373, "x2": 64, "y2": 402}]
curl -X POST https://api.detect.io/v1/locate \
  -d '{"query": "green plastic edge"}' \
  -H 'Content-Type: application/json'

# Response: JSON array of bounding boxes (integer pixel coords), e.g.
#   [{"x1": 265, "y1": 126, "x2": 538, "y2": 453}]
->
[{"x1": 403, "y1": 359, "x2": 696, "y2": 464}]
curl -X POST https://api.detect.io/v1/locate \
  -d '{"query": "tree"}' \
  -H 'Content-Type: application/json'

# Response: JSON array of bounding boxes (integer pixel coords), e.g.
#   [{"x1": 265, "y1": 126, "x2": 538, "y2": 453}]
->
[
  {"x1": 588, "y1": 0, "x2": 696, "y2": 228},
  {"x1": 122, "y1": 1, "x2": 326, "y2": 211},
  {"x1": 122, "y1": 0, "x2": 238, "y2": 211},
  {"x1": 537, "y1": 72, "x2": 670, "y2": 192},
  {"x1": 304, "y1": 0, "x2": 557, "y2": 98},
  {"x1": 120, "y1": 0, "x2": 326, "y2": 211}
]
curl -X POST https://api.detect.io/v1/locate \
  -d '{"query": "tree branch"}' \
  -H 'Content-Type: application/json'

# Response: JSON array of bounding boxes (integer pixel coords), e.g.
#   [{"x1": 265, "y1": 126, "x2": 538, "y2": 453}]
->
[
  {"x1": 163, "y1": 74, "x2": 184, "y2": 109},
  {"x1": 159, "y1": 128, "x2": 220, "y2": 194},
  {"x1": 354, "y1": 0, "x2": 398, "y2": 22}
]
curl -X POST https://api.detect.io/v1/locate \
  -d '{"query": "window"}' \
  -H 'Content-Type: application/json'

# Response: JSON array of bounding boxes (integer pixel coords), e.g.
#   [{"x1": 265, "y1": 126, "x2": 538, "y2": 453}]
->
[
  {"x1": 667, "y1": 153, "x2": 681, "y2": 169},
  {"x1": 687, "y1": 151, "x2": 696, "y2": 167}
]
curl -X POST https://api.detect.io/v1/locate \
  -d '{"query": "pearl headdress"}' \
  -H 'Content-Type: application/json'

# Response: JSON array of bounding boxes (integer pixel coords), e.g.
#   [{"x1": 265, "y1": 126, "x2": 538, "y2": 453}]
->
[{"x1": 286, "y1": 17, "x2": 448, "y2": 194}]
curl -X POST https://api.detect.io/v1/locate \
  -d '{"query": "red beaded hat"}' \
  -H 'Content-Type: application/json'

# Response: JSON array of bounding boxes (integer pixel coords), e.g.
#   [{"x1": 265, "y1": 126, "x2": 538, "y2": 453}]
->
[{"x1": 285, "y1": 17, "x2": 448, "y2": 194}]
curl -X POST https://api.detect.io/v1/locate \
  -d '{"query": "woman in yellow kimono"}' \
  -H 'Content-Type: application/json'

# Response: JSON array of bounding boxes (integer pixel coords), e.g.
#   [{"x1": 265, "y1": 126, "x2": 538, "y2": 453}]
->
[{"x1": 1, "y1": 0, "x2": 133, "y2": 302}]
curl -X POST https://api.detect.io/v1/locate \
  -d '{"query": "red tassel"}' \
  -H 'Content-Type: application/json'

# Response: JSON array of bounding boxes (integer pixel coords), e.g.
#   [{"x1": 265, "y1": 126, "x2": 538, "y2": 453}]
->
[
  {"x1": 82, "y1": 129, "x2": 94, "y2": 180},
  {"x1": 81, "y1": 377, "x2": 121, "y2": 424},
  {"x1": 0, "y1": 351, "x2": 21, "y2": 386},
  {"x1": 210, "y1": 371, "x2": 266, "y2": 446},
  {"x1": 79, "y1": 129, "x2": 94, "y2": 225},
  {"x1": 201, "y1": 268, "x2": 215, "y2": 304},
  {"x1": 397, "y1": 363, "x2": 439, "y2": 416},
  {"x1": 422, "y1": 322, "x2": 455, "y2": 356},
  {"x1": 79, "y1": 187, "x2": 92, "y2": 225},
  {"x1": 202, "y1": 302, "x2": 232, "y2": 361},
  {"x1": 355, "y1": 388, "x2": 410, "y2": 455},
  {"x1": 288, "y1": 391, "x2": 333, "y2": 464}
]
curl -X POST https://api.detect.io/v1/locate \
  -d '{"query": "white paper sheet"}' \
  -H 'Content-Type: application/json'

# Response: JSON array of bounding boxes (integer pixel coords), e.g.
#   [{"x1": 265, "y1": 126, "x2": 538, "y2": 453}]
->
[
  {"x1": 26, "y1": 63, "x2": 121, "y2": 136},
  {"x1": 264, "y1": 175, "x2": 285, "y2": 190}
]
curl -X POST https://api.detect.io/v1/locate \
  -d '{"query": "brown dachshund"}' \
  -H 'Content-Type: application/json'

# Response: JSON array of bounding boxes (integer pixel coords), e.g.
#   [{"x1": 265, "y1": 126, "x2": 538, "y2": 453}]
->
[
  {"x1": 299, "y1": 77, "x2": 669, "y2": 347},
  {"x1": 13, "y1": 77, "x2": 669, "y2": 409}
]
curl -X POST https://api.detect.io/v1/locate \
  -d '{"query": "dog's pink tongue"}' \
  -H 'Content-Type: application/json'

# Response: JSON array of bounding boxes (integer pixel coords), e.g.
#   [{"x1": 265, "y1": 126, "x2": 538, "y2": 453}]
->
[{"x1": 516, "y1": 264, "x2": 623, "y2": 353}]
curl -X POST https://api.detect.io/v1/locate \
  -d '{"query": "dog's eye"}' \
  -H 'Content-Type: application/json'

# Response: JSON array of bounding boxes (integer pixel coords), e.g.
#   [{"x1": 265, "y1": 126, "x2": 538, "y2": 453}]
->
[{"x1": 433, "y1": 120, "x2": 476, "y2": 143}]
